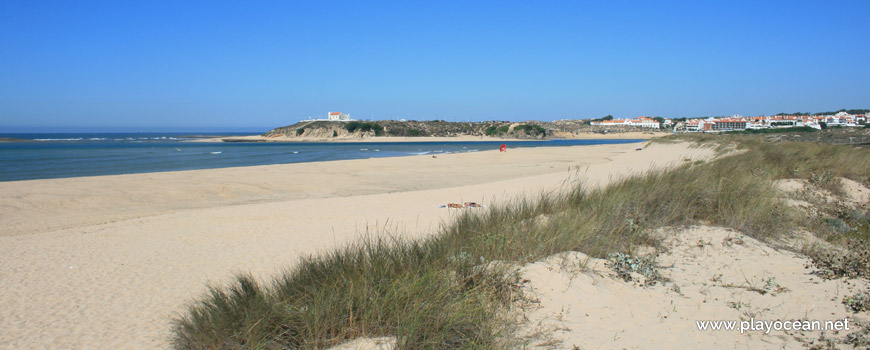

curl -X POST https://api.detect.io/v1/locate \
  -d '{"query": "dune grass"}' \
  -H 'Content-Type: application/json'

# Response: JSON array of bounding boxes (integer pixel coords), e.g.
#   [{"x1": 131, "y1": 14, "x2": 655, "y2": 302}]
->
[
  {"x1": 172, "y1": 135, "x2": 870, "y2": 349},
  {"x1": 172, "y1": 238, "x2": 514, "y2": 349}
]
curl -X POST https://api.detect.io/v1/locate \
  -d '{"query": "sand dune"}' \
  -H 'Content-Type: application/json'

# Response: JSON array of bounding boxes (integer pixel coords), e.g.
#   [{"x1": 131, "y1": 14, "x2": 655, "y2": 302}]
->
[
  {"x1": 517, "y1": 226, "x2": 870, "y2": 349},
  {"x1": 0, "y1": 141, "x2": 711, "y2": 349}
]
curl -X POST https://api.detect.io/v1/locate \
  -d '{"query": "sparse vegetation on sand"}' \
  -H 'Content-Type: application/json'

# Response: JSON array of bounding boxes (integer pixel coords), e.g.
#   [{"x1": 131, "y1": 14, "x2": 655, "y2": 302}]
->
[{"x1": 173, "y1": 135, "x2": 870, "y2": 349}]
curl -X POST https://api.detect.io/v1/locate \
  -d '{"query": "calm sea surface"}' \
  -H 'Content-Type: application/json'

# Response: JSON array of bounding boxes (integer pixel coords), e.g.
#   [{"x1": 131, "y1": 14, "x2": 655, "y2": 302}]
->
[{"x1": 0, "y1": 133, "x2": 645, "y2": 182}]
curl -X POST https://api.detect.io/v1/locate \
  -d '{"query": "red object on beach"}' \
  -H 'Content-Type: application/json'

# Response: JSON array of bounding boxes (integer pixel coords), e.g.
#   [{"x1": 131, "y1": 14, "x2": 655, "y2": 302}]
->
[{"x1": 499, "y1": 144, "x2": 507, "y2": 152}]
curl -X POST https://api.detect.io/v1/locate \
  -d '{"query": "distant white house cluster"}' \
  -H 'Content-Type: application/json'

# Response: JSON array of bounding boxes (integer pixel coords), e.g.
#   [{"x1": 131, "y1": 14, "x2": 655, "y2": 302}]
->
[
  {"x1": 678, "y1": 112, "x2": 867, "y2": 132},
  {"x1": 589, "y1": 112, "x2": 867, "y2": 132}
]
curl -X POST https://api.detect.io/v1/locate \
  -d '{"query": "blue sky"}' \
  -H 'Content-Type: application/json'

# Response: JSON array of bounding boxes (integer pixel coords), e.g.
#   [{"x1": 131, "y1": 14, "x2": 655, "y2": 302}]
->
[{"x1": 1, "y1": 0, "x2": 868, "y2": 132}]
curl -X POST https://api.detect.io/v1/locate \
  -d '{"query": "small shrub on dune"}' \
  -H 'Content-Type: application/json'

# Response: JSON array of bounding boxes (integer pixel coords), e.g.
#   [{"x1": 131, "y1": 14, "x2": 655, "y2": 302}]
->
[
  {"x1": 807, "y1": 239, "x2": 870, "y2": 280},
  {"x1": 843, "y1": 291, "x2": 870, "y2": 313},
  {"x1": 607, "y1": 252, "x2": 660, "y2": 285}
]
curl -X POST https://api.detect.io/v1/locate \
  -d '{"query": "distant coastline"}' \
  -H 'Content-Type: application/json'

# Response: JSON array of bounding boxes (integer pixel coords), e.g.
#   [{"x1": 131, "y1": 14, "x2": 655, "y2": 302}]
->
[{"x1": 184, "y1": 133, "x2": 662, "y2": 143}]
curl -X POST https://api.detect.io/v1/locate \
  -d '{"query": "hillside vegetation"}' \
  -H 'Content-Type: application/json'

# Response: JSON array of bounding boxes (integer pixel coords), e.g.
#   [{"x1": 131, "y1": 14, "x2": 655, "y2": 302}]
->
[
  {"x1": 263, "y1": 120, "x2": 554, "y2": 139},
  {"x1": 262, "y1": 120, "x2": 670, "y2": 140}
]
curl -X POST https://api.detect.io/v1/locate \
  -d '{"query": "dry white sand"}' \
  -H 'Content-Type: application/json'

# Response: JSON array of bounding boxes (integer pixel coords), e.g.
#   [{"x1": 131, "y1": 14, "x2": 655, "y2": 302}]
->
[
  {"x1": 0, "y1": 141, "x2": 709, "y2": 349},
  {"x1": 516, "y1": 226, "x2": 870, "y2": 349},
  {"x1": 511, "y1": 177, "x2": 870, "y2": 349}
]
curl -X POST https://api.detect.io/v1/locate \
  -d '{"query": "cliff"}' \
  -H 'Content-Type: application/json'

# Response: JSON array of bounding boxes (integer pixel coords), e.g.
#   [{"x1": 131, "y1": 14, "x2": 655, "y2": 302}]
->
[
  {"x1": 263, "y1": 120, "x2": 552, "y2": 140},
  {"x1": 261, "y1": 119, "x2": 671, "y2": 140}
]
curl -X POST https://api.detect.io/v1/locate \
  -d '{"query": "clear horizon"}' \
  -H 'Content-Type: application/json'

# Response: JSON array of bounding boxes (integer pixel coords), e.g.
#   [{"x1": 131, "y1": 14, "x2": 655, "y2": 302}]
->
[{"x1": 2, "y1": 1, "x2": 869, "y2": 132}]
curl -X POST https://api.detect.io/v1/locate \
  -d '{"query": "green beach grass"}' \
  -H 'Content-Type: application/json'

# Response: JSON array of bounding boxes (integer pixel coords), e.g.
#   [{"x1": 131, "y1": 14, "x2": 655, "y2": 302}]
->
[{"x1": 172, "y1": 135, "x2": 870, "y2": 349}]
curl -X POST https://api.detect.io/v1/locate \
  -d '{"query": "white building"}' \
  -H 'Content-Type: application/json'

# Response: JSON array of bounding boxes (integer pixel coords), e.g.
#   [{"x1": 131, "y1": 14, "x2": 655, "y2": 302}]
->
[
  {"x1": 823, "y1": 112, "x2": 860, "y2": 126},
  {"x1": 327, "y1": 112, "x2": 353, "y2": 121},
  {"x1": 628, "y1": 117, "x2": 662, "y2": 128}
]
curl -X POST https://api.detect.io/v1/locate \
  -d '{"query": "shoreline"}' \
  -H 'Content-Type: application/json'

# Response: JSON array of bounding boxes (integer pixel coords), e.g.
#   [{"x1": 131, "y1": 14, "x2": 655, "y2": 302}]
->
[
  {"x1": 1, "y1": 138, "x2": 648, "y2": 183},
  {"x1": 185, "y1": 132, "x2": 665, "y2": 143},
  {"x1": 0, "y1": 141, "x2": 652, "y2": 236},
  {"x1": 0, "y1": 141, "x2": 710, "y2": 349}
]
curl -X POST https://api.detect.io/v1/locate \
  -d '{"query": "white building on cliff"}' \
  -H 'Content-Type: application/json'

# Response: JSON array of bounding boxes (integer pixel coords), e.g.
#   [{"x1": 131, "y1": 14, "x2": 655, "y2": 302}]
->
[{"x1": 327, "y1": 112, "x2": 353, "y2": 121}]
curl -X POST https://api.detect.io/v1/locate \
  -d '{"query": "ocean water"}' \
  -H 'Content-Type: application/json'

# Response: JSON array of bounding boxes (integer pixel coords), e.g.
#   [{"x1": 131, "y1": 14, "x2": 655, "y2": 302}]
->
[{"x1": 0, "y1": 133, "x2": 645, "y2": 182}]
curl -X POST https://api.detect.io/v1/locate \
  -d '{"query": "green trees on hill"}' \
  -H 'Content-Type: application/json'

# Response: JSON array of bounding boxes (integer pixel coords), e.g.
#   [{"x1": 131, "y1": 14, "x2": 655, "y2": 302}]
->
[
  {"x1": 775, "y1": 112, "x2": 813, "y2": 116},
  {"x1": 344, "y1": 122, "x2": 384, "y2": 136},
  {"x1": 484, "y1": 125, "x2": 510, "y2": 136},
  {"x1": 485, "y1": 124, "x2": 545, "y2": 137},
  {"x1": 775, "y1": 109, "x2": 869, "y2": 116},
  {"x1": 513, "y1": 124, "x2": 546, "y2": 136},
  {"x1": 485, "y1": 125, "x2": 509, "y2": 136},
  {"x1": 817, "y1": 109, "x2": 870, "y2": 115},
  {"x1": 583, "y1": 115, "x2": 614, "y2": 125}
]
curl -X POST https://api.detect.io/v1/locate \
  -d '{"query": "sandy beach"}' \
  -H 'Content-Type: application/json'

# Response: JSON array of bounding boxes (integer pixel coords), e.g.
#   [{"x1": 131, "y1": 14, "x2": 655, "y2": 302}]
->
[
  {"x1": 0, "y1": 141, "x2": 713, "y2": 349},
  {"x1": 6, "y1": 139, "x2": 866, "y2": 349},
  {"x1": 3, "y1": 0, "x2": 866, "y2": 348}
]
